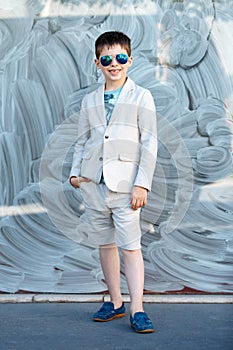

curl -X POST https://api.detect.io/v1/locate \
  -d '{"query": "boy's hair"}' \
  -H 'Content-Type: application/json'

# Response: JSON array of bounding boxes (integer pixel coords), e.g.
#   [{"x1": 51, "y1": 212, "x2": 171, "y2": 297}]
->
[{"x1": 95, "y1": 31, "x2": 131, "y2": 58}]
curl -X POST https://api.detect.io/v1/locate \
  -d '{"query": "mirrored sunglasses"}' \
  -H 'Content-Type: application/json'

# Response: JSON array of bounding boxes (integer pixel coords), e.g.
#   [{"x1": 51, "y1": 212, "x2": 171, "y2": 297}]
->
[{"x1": 100, "y1": 53, "x2": 129, "y2": 66}]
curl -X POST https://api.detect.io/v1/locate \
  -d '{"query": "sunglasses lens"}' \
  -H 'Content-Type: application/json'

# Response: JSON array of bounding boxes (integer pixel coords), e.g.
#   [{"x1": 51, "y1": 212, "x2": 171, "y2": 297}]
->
[
  {"x1": 100, "y1": 55, "x2": 112, "y2": 66},
  {"x1": 116, "y1": 54, "x2": 128, "y2": 64}
]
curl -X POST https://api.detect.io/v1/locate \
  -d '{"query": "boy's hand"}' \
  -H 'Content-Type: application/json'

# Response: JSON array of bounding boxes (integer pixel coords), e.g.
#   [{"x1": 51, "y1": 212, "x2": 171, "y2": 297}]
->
[
  {"x1": 131, "y1": 186, "x2": 148, "y2": 210},
  {"x1": 70, "y1": 176, "x2": 91, "y2": 188}
]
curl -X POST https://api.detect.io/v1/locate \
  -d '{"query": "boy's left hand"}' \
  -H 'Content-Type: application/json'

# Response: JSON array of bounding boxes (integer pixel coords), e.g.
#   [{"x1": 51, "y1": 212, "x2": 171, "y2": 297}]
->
[{"x1": 131, "y1": 186, "x2": 148, "y2": 210}]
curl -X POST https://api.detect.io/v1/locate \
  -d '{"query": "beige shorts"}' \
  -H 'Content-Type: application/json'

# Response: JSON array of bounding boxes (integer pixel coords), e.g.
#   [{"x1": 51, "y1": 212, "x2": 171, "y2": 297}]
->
[{"x1": 79, "y1": 181, "x2": 141, "y2": 250}]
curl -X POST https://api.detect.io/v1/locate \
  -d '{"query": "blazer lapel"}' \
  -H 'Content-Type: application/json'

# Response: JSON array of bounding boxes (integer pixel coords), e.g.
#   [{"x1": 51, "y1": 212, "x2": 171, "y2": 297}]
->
[
  {"x1": 94, "y1": 84, "x2": 106, "y2": 125},
  {"x1": 117, "y1": 77, "x2": 135, "y2": 103}
]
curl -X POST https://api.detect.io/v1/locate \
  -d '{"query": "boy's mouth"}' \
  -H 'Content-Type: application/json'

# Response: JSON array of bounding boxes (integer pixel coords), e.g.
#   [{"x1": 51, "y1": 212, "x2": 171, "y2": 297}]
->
[{"x1": 108, "y1": 69, "x2": 121, "y2": 75}]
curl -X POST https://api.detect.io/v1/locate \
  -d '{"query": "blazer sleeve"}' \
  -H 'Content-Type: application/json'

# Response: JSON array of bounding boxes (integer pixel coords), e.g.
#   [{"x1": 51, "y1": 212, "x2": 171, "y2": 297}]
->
[
  {"x1": 133, "y1": 89, "x2": 157, "y2": 191},
  {"x1": 69, "y1": 97, "x2": 90, "y2": 179}
]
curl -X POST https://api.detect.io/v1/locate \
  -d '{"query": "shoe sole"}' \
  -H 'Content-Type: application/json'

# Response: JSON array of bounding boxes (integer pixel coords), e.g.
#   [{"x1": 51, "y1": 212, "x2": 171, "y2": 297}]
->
[
  {"x1": 93, "y1": 313, "x2": 126, "y2": 322},
  {"x1": 130, "y1": 324, "x2": 155, "y2": 333}
]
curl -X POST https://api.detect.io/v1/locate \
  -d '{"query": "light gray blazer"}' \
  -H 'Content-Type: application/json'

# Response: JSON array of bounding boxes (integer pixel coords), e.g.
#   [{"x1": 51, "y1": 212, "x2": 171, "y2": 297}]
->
[{"x1": 70, "y1": 77, "x2": 157, "y2": 193}]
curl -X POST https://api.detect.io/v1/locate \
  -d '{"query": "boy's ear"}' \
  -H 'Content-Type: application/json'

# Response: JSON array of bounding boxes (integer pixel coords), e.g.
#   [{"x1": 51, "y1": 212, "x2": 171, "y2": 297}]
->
[
  {"x1": 94, "y1": 58, "x2": 101, "y2": 69},
  {"x1": 127, "y1": 56, "x2": 133, "y2": 67}
]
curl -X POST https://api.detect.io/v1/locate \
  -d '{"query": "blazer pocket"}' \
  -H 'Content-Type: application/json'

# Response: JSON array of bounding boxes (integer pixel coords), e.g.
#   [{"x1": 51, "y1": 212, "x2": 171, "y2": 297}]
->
[
  {"x1": 82, "y1": 151, "x2": 92, "y2": 160},
  {"x1": 119, "y1": 152, "x2": 139, "y2": 163},
  {"x1": 80, "y1": 152, "x2": 92, "y2": 177}
]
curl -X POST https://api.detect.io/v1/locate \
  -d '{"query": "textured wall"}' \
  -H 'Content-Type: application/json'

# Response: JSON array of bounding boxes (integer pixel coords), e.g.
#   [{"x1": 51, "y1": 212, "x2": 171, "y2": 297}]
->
[{"x1": 0, "y1": 0, "x2": 233, "y2": 293}]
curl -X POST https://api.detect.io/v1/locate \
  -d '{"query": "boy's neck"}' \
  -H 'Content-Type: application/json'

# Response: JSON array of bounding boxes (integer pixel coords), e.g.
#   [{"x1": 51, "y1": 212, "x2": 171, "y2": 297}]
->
[{"x1": 105, "y1": 77, "x2": 127, "y2": 91}]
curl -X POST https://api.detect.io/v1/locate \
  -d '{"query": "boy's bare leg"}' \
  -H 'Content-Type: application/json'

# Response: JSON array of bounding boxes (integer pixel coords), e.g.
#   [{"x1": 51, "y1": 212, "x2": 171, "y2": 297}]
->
[
  {"x1": 121, "y1": 248, "x2": 144, "y2": 316},
  {"x1": 99, "y1": 244, "x2": 123, "y2": 309}
]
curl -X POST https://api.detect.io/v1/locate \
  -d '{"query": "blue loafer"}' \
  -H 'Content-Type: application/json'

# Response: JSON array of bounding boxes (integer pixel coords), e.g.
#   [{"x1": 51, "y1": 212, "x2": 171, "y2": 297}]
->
[
  {"x1": 93, "y1": 302, "x2": 126, "y2": 322},
  {"x1": 130, "y1": 312, "x2": 154, "y2": 333}
]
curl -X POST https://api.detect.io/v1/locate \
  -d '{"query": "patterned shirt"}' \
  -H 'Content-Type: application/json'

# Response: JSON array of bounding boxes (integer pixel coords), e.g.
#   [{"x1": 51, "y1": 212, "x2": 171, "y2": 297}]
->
[{"x1": 104, "y1": 87, "x2": 123, "y2": 125}]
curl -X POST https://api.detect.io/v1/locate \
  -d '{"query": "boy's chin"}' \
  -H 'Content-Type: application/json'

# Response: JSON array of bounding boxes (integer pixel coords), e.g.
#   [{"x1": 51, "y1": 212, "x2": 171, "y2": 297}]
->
[{"x1": 106, "y1": 73, "x2": 126, "y2": 81}]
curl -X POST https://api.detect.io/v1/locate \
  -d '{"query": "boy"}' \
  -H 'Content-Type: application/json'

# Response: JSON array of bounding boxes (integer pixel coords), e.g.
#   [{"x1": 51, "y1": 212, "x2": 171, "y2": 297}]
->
[{"x1": 70, "y1": 31, "x2": 157, "y2": 333}]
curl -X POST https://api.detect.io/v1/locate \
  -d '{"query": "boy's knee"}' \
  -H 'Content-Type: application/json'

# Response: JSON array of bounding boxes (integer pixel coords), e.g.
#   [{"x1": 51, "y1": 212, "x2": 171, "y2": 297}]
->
[{"x1": 121, "y1": 248, "x2": 141, "y2": 254}]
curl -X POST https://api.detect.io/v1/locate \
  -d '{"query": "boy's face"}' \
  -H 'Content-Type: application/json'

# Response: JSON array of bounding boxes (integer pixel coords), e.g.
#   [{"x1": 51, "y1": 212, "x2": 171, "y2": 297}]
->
[{"x1": 95, "y1": 44, "x2": 133, "y2": 87}]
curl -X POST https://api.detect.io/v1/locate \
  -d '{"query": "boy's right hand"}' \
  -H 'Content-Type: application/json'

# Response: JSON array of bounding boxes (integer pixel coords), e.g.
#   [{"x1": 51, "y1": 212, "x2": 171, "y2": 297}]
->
[{"x1": 70, "y1": 176, "x2": 91, "y2": 188}]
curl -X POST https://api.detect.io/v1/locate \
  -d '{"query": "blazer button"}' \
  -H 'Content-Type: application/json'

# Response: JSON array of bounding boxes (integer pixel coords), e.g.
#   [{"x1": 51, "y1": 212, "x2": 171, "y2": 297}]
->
[
  {"x1": 99, "y1": 157, "x2": 103, "y2": 161},
  {"x1": 105, "y1": 135, "x2": 109, "y2": 139}
]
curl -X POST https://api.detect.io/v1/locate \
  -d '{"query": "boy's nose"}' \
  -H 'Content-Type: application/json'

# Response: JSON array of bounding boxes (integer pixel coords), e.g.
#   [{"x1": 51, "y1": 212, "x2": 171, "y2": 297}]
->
[{"x1": 111, "y1": 57, "x2": 118, "y2": 65}]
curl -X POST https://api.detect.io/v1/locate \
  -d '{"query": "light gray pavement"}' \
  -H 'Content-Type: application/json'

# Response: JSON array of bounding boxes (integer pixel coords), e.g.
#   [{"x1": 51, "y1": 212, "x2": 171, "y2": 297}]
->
[{"x1": 0, "y1": 302, "x2": 233, "y2": 350}]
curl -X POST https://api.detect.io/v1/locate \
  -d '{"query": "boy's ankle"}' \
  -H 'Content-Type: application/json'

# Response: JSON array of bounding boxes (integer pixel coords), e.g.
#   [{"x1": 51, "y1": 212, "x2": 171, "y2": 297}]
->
[{"x1": 111, "y1": 300, "x2": 123, "y2": 309}]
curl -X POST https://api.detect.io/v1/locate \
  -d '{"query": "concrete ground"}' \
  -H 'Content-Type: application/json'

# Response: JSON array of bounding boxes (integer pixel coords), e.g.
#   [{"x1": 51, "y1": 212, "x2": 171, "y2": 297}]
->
[{"x1": 0, "y1": 302, "x2": 232, "y2": 350}]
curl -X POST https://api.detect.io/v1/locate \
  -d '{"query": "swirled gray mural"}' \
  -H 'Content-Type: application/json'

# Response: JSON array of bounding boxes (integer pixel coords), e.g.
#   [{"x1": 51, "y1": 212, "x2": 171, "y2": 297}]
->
[{"x1": 0, "y1": 0, "x2": 232, "y2": 293}]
